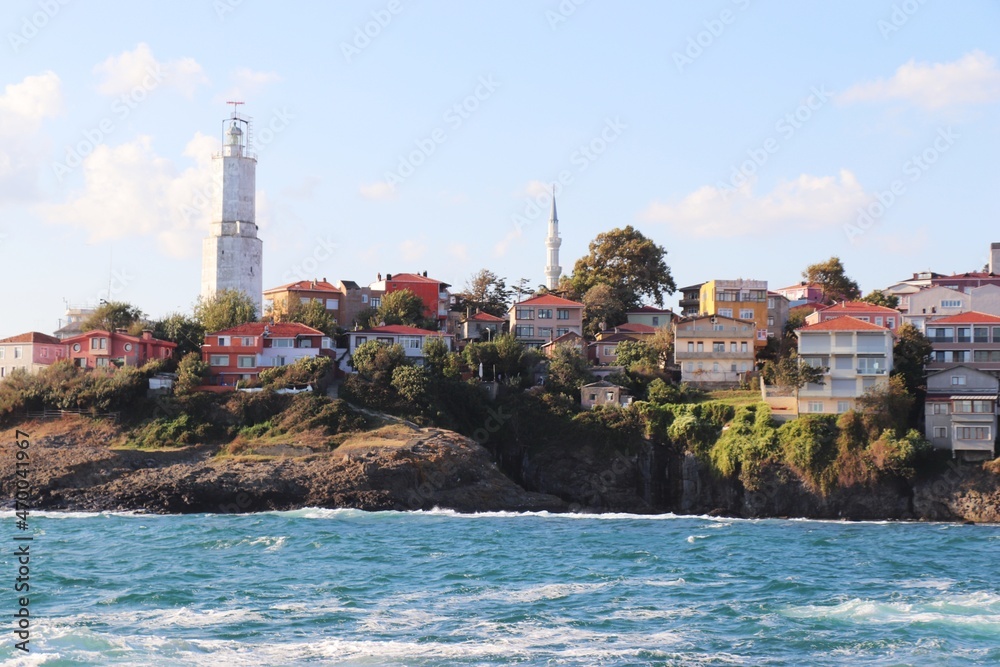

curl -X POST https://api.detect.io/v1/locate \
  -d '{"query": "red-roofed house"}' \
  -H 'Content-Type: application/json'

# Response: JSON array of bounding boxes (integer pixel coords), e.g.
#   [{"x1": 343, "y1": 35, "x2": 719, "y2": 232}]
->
[
  {"x1": 805, "y1": 301, "x2": 902, "y2": 332},
  {"x1": 925, "y1": 311, "x2": 1000, "y2": 372},
  {"x1": 792, "y1": 316, "x2": 894, "y2": 415},
  {"x1": 201, "y1": 322, "x2": 334, "y2": 386},
  {"x1": 625, "y1": 305, "x2": 674, "y2": 328},
  {"x1": 540, "y1": 331, "x2": 586, "y2": 358},
  {"x1": 773, "y1": 281, "x2": 826, "y2": 305},
  {"x1": 64, "y1": 330, "x2": 177, "y2": 370},
  {"x1": 263, "y1": 278, "x2": 383, "y2": 329},
  {"x1": 931, "y1": 272, "x2": 1000, "y2": 293},
  {"x1": 0, "y1": 332, "x2": 67, "y2": 377},
  {"x1": 346, "y1": 325, "x2": 454, "y2": 370},
  {"x1": 369, "y1": 272, "x2": 451, "y2": 328},
  {"x1": 459, "y1": 311, "x2": 506, "y2": 342},
  {"x1": 508, "y1": 294, "x2": 584, "y2": 348}
]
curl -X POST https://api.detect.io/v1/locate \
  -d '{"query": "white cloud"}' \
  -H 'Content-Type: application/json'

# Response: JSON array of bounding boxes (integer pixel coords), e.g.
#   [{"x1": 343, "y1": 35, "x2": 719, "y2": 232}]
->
[
  {"x1": 359, "y1": 181, "x2": 395, "y2": 200},
  {"x1": 493, "y1": 228, "x2": 521, "y2": 257},
  {"x1": 37, "y1": 133, "x2": 238, "y2": 258},
  {"x1": 399, "y1": 237, "x2": 427, "y2": 261},
  {"x1": 640, "y1": 171, "x2": 869, "y2": 238},
  {"x1": 448, "y1": 242, "x2": 469, "y2": 262},
  {"x1": 518, "y1": 179, "x2": 553, "y2": 199},
  {"x1": 94, "y1": 43, "x2": 208, "y2": 98},
  {"x1": 217, "y1": 68, "x2": 282, "y2": 102},
  {"x1": 0, "y1": 71, "x2": 62, "y2": 203},
  {"x1": 839, "y1": 50, "x2": 1000, "y2": 110}
]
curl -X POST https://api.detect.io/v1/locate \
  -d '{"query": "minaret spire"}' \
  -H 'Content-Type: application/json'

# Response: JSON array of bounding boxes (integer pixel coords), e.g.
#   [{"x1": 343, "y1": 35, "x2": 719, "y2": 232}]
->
[{"x1": 544, "y1": 185, "x2": 562, "y2": 290}]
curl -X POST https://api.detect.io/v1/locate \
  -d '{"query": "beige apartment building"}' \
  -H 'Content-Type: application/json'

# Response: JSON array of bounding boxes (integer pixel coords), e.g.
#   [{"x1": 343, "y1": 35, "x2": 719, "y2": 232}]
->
[{"x1": 673, "y1": 315, "x2": 757, "y2": 387}]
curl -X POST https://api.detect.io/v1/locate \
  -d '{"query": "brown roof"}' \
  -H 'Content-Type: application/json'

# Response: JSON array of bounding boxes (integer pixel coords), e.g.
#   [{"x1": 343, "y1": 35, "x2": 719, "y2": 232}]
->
[
  {"x1": 511, "y1": 294, "x2": 584, "y2": 308},
  {"x1": 797, "y1": 316, "x2": 891, "y2": 332},
  {"x1": 352, "y1": 325, "x2": 451, "y2": 336},
  {"x1": 263, "y1": 279, "x2": 340, "y2": 294},
  {"x1": 209, "y1": 322, "x2": 326, "y2": 337},
  {"x1": 929, "y1": 311, "x2": 1000, "y2": 324},
  {"x1": 0, "y1": 332, "x2": 63, "y2": 345},
  {"x1": 465, "y1": 311, "x2": 506, "y2": 322},
  {"x1": 815, "y1": 301, "x2": 900, "y2": 314}
]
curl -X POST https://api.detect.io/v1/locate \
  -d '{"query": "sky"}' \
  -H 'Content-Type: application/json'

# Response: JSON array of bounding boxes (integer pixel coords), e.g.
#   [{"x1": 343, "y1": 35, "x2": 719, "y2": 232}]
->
[{"x1": 2, "y1": 0, "x2": 999, "y2": 335}]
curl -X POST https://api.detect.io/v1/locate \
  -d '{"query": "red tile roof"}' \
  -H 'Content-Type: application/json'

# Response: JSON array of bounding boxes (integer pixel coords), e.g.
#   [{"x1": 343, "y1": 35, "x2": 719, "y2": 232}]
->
[
  {"x1": 797, "y1": 316, "x2": 891, "y2": 332},
  {"x1": 816, "y1": 301, "x2": 900, "y2": 314},
  {"x1": 775, "y1": 281, "x2": 823, "y2": 292},
  {"x1": 540, "y1": 331, "x2": 584, "y2": 347},
  {"x1": 592, "y1": 333, "x2": 636, "y2": 343},
  {"x1": 384, "y1": 273, "x2": 450, "y2": 287},
  {"x1": 263, "y1": 280, "x2": 340, "y2": 294},
  {"x1": 210, "y1": 322, "x2": 327, "y2": 337},
  {"x1": 465, "y1": 311, "x2": 506, "y2": 322},
  {"x1": 928, "y1": 311, "x2": 1000, "y2": 324},
  {"x1": 0, "y1": 332, "x2": 62, "y2": 345},
  {"x1": 614, "y1": 323, "x2": 657, "y2": 333},
  {"x1": 511, "y1": 294, "x2": 583, "y2": 308},
  {"x1": 61, "y1": 330, "x2": 177, "y2": 347},
  {"x1": 627, "y1": 305, "x2": 672, "y2": 314},
  {"x1": 352, "y1": 325, "x2": 451, "y2": 336}
]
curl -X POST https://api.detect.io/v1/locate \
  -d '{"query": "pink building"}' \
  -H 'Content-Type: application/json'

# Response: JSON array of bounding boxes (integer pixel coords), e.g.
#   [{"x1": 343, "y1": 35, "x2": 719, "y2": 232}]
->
[
  {"x1": 508, "y1": 294, "x2": 584, "y2": 348},
  {"x1": 0, "y1": 332, "x2": 67, "y2": 378},
  {"x1": 805, "y1": 301, "x2": 902, "y2": 332},
  {"x1": 202, "y1": 322, "x2": 334, "y2": 386},
  {"x1": 63, "y1": 330, "x2": 177, "y2": 369},
  {"x1": 774, "y1": 282, "x2": 826, "y2": 304}
]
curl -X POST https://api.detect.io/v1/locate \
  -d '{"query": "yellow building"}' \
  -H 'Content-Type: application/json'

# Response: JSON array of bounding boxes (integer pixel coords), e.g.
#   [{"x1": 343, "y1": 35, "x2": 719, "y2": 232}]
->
[{"x1": 699, "y1": 279, "x2": 769, "y2": 347}]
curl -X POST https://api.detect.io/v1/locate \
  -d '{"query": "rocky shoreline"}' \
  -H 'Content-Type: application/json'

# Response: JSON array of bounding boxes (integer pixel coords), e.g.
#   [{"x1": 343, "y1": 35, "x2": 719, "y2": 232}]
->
[{"x1": 4, "y1": 417, "x2": 999, "y2": 522}]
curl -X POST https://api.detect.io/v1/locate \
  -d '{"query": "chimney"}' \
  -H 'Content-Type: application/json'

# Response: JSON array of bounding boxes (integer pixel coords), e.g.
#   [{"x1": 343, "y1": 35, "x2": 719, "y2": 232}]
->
[
  {"x1": 142, "y1": 329, "x2": 153, "y2": 340},
  {"x1": 423, "y1": 270, "x2": 428, "y2": 277},
  {"x1": 990, "y1": 243, "x2": 1000, "y2": 275},
  {"x1": 386, "y1": 273, "x2": 392, "y2": 280},
  {"x1": 377, "y1": 272, "x2": 382, "y2": 281}
]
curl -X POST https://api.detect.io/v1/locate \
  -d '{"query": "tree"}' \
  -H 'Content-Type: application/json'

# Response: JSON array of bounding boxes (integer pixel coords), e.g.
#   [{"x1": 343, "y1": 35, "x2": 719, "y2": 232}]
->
[
  {"x1": 391, "y1": 365, "x2": 431, "y2": 402},
  {"x1": 462, "y1": 269, "x2": 513, "y2": 318},
  {"x1": 175, "y1": 352, "x2": 209, "y2": 394},
  {"x1": 802, "y1": 257, "x2": 861, "y2": 304},
  {"x1": 857, "y1": 375, "x2": 914, "y2": 437},
  {"x1": 351, "y1": 341, "x2": 407, "y2": 382},
  {"x1": 377, "y1": 289, "x2": 427, "y2": 327},
  {"x1": 892, "y1": 323, "x2": 933, "y2": 396},
  {"x1": 582, "y1": 284, "x2": 626, "y2": 336},
  {"x1": 647, "y1": 327, "x2": 674, "y2": 368},
  {"x1": 194, "y1": 289, "x2": 257, "y2": 334},
  {"x1": 614, "y1": 340, "x2": 658, "y2": 371},
  {"x1": 570, "y1": 226, "x2": 676, "y2": 310},
  {"x1": 762, "y1": 353, "x2": 826, "y2": 390},
  {"x1": 354, "y1": 306, "x2": 379, "y2": 329},
  {"x1": 545, "y1": 344, "x2": 594, "y2": 397},
  {"x1": 82, "y1": 301, "x2": 145, "y2": 332},
  {"x1": 153, "y1": 313, "x2": 205, "y2": 358},
  {"x1": 860, "y1": 289, "x2": 899, "y2": 309},
  {"x1": 513, "y1": 278, "x2": 534, "y2": 302},
  {"x1": 422, "y1": 337, "x2": 461, "y2": 380},
  {"x1": 287, "y1": 299, "x2": 337, "y2": 337}
]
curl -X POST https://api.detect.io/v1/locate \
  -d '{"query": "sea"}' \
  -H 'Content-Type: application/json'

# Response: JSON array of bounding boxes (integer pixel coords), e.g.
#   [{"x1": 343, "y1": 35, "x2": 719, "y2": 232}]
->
[{"x1": 1, "y1": 509, "x2": 998, "y2": 666}]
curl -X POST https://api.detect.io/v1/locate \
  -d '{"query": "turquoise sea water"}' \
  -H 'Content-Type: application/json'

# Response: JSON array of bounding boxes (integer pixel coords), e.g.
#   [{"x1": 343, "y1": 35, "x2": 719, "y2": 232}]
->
[{"x1": 1, "y1": 509, "x2": 998, "y2": 666}]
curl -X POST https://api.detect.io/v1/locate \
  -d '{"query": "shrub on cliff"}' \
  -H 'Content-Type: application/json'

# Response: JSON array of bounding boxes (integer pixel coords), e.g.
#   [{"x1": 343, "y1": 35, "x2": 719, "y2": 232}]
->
[
  {"x1": 778, "y1": 415, "x2": 839, "y2": 493},
  {"x1": 259, "y1": 355, "x2": 333, "y2": 391},
  {"x1": 127, "y1": 413, "x2": 210, "y2": 449},
  {"x1": 175, "y1": 353, "x2": 209, "y2": 394},
  {"x1": 709, "y1": 404, "x2": 780, "y2": 490}
]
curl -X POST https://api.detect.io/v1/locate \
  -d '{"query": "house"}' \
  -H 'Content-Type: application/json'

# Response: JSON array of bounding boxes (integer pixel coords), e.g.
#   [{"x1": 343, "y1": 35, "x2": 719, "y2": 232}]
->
[
  {"x1": 931, "y1": 272, "x2": 1000, "y2": 294},
  {"x1": 53, "y1": 305, "x2": 96, "y2": 340},
  {"x1": 540, "y1": 331, "x2": 586, "y2": 358},
  {"x1": 580, "y1": 380, "x2": 633, "y2": 409},
  {"x1": 263, "y1": 278, "x2": 383, "y2": 329},
  {"x1": 589, "y1": 333, "x2": 636, "y2": 366},
  {"x1": 678, "y1": 283, "x2": 704, "y2": 317},
  {"x1": 805, "y1": 301, "x2": 902, "y2": 332},
  {"x1": 202, "y1": 322, "x2": 333, "y2": 386},
  {"x1": 64, "y1": 330, "x2": 177, "y2": 370},
  {"x1": 595, "y1": 322, "x2": 658, "y2": 341},
  {"x1": 698, "y1": 279, "x2": 769, "y2": 346},
  {"x1": 369, "y1": 272, "x2": 452, "y2": 329},
  {"x1": 346, "y1": 325, "x2": 454, "y2": 368},
  {"x1": 673, "y1": 315, "x2": 756, "y2": 387},
  {"x1": 903, "y1": 285, "x2": 970, "y2": 332},
  {"x1": 924, "y1": 365, "x2": 997, "y2": 460},
  {"x1": 794, "y1": 317, "x2": 894, "y2": 415},
  {"x1": 0, "y1": 332, "x2": 67, "y2": 378},
  {"x1": 925, "y1": 311, "x2": 1000, "y2": 372},
  {"x1": 767, "y1": 292, "x2": 790, "y2": 338},
  {"x1": 459, "y1": 311, "x2": 506, "y2": 342},
  {"x1": 508, "y1": 294, "x2": 584, "y2": 348},
  {"x1": 883, "y1": 271, "x2": 942, "y2": 313},
  {"x1": 773, "y1": 281, "x2": 826, "y2": 306},
  {"x1": 625, "y1": 305, "x2": 674, "y2": 328},
  {"x1": 333, "y1": 280, "x2": 383, "y2": 328}
]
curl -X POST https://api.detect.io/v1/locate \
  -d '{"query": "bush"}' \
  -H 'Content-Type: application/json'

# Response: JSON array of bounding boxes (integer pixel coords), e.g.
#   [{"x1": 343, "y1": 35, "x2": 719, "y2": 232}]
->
[
  {"x1": 777, "y1": 415, "x2": 839, "y2": 493},
  {"x1": 708, "y1": 404, "x2": 779, "y2": 489},
  {"x1": 259, "y1": 355, "x2": 333, "y2": 390},
  {"x1": 127, "y1": 414, "x2": 210, "y2": 449}
]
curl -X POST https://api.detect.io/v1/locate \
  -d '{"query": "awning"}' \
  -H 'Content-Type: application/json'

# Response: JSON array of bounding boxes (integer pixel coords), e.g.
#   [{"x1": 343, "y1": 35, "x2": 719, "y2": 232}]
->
[{"x1": 949, "y1": 395, "x2": 999, "y2": 400}]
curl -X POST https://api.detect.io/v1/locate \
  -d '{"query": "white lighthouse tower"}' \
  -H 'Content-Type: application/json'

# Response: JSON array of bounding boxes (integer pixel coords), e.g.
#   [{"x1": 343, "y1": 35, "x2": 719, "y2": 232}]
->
[
  {"x1": 544, "y1": 187, "x2": 562, "y2": 290},
  {"x1": 200, "y1": 103, "x2": 263, "y2": 316}
]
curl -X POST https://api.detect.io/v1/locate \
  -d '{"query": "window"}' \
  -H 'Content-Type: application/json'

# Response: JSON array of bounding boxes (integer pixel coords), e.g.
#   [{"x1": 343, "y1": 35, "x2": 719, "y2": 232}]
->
[
  {"x1": 951, "y1": 375, "x2": 967, "y2": 386},
  {"x1": 697, "y1": 363, "x2": 703, "y2": 371},
  {"x1": 739, "y1": 362, "x2": 748, "y2": 372},
  {"x1": 927, "y1": 327, "x2": 953, "y2": 342},
  {"x1": 273, "y1": 356, "x2": 287, "y2": 367},
  {"x1": 399, "y1": 336, "x2": 422, "y2": 350},
  {"x1": 40, "y1": 348, "x2": 47, "y2": 358},
  {"x1": 875, "y1": 317, "x2": 883, "y2": 326},
  {"x1": 515, "y1": 325, "x2": 534, "y2": 337},
  {"x1": 72, "y1": 343, "x2": 81, "y2": 352},
  {"x1": 685, "y1": 362, "x2": 693, "y2": 371},
  {"x1": 300, "y1": 297, "x2": 311, "y2": 305},
  {"x1": 713, "y1": 324, "x2": 724, "y2": 332},
  {"x1": 376, "y1": 337, "x2": 394, "y2": 345},
  {"x1": 953, "y1": 400, "x2": 993, "y2": 414},
  {"x1": 556, "y1": 328, "x2": 570, "y2": 337},
  {"x1": 556, "y1": 309, "x2": 570, "y2": 320},
  {"x1": 217, "y1": 336, "x2": 230, "y2": 347},
  {"x1": 696, "y1": 342, "x2": 704, "y2": 352},
  {"x1": 933, "y1": 427, "x2": 947, "y2": 438},
  {"x1": 856, "y1": 316, "x2": 869, "y2": 322},
  {"x1": 712, "y1": 362, "x2": 720, "y2": 372},
  {"x1": 0, "y1": 348, "x2": 4, "y2": 359},
  {"x1": 90, "y1": 338, "x2": 107, "y2": 350},
  {"x1": 516, "y1": 308, "x2": 535, "y2": 320},
  {"x1": 957, "y1": 327, "x2": 972, "y2": 343},
  {"x1": 326, "y1": 299, "x2": 339, "y2": 310},
  {"x1": 993, "y1": 327, "x2": 1000, "y2": 342},
  {"x1": 652, "y1": 317, "x2": 659, "y2": 326},
  {"x1": 237, "y1": 356, "x2": 255, "y2": 368},
  {"x1": 298, "y1": 339, "x2": 312, "y2": 348},
  {"x1": 539, "y1": 327, "x2": 553, "y2": 338},
  {"x1": 589, "y1": 393, "x2": 597, "y2": 401},
  {"x1": 719, "y1": 308, "x2": 733, "y2": 318},
  {"x1": 13, "y1": 347, "x2": 23, "y2": 359},
  {"x1": 362, "y1": 294, "x2": 369, "y2": 304},
  {"x1": 731, "y1": 342, "x2": 737, "y2": 353},
  {"x1": 740, "y1": 342, "x2": 748, "y2": 353},
  {"x1": 712, "y1": 342, "x2": 725, "y2": 353},
  {"x1": 808, "y1": 402, "x2": 824, "y2": 413},
  {"x1": 886, "y1": 317, "x2": 895, "y2": 328},
  {"x1": 974, "y1": 327, "x2": 989, "y2": 343},
  {"x1": 767, "y1": 316, "x2": 774, "y2": 326},
  {"x1": 941, "y1": 299, "x2": 962, "y2": 308},
  {"x1": 241, "y1": 337, "x2": 255, "y2": 346},
  {"x1": 355, "y1": 336, "x2": 367, "y2": 346},
  {"x1": 537, "y1": 309, "x2": 553, "y2": 319},
  {"x1": 931, "y1": 403, "x2": 949, "y2": 415},
  {"x1": 857, "y1": 358, "x2": 886, "y2": 374},
  {"x1": 956, "y1": 427, "x2": 990, "y2": 440},
  {"x1": 740, "y1": 309, "x2": 754, "y2": 320},
  {"x1": 370, "y1": 297, "x2": 381, "y2": 308},
  {"x1": 124, "y1": 343, "x2": 133, "y2": 352},
  {"x1": 768, "y1": 298, "x2": 775, "y2": 308},
  {"x1": 209, "y1": 355, "x2": 229, "y2": 366},
  {"x1": 837, "y1": 401, "x2": 850, "y2": 414},
  {"x1": 687, "y1": 342, "x2": 694, "y2": 352},
  {"x1": 272, "y1": 339, "x2": 294, "y2": 348}
]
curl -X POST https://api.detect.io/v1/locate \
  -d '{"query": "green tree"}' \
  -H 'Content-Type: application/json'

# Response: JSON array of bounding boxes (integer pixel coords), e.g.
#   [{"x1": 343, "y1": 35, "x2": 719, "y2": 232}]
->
[
  {"x1": 570, "y1": 226, "x2": 676, "y2": 310},
  {"x1": 391, "y1": 365, "x2": 431, "y2": 402},
  {"x1": 762, "y1": 353, "x2": 826, "y2": 390},
  {"x1": 856, "y1": 374, "x2": 914, "y2": 437},
  {"x1": 351, "y1": 341, "x2": 407, "y2": 381},
  {"x1": 354, "y1": 306, "x2": 380, "y2": 329},
  {"x1": 287, "y1": 298, "x2": 337, "y2": 337},
  {"x1": 377, "y1": 289, "x2": 427, "y2": 327},
  {"x1": 462, "y1": 269, "x2": 513, "y2": 318},
  {"x1": 545, "y1": 344, "x2": 594, "y2": 397},
  {"x1": 82, "y1": 301, "x2": 145, "y2": 332},
  {"x1": 860, "y1": 289, "x2": 900, "y2": 309},
  {"x1": 802, "y1": 257, "x2": 861, "y2": 304},
  {"x1": 194, "y1": 289, "x2": 258, "y2": 334},
  {"x1": 423, "y1": 337, "x2": 461, "y2": 380},
  {"x1": 175, "y1": 352, "x2": 209, "y2": 394},
  {"x1": 153, "y1": 313, "x2": 205, "y2": 358},
  {"x1": 582, "y1": 284, "x2": 626, "y2": 335},
  {"x1": 614, "y1": 340, "x2": 658, "y2": 371},
  {"x1": 892, "y1": 323, "x2": 932, "y2": 395}
]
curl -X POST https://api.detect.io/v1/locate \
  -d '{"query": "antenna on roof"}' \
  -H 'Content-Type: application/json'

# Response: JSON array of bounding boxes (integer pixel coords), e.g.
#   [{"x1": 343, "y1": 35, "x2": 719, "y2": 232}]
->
[{"x1": 226, "y1": 100, "x2": 244, "y2": 118}]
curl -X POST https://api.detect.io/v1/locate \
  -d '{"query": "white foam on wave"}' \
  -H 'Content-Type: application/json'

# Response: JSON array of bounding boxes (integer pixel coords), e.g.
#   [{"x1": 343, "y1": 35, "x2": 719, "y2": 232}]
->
[
  {"x1": 0, "y1": 509, "x2": 157, "y2": 520},
  {"x1": 784, "y1": 591, "x2": 1000, "y2": 629}
]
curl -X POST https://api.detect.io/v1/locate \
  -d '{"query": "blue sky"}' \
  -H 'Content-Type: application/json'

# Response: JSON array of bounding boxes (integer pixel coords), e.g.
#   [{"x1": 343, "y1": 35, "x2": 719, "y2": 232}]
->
[{"x1": 2, "y1": 0, "x2": 999, "y2": 334}]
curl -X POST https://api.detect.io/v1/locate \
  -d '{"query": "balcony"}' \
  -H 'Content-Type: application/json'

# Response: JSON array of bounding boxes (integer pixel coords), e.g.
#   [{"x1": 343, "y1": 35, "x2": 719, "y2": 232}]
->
[
  {"x1": 857, "y1": 367, "x2": 887, "y2": 375},
  {"x1": 928, "y1": 336, "x2": 953, "y2": 343},
  {"x1": 676, "y1": 350, "x2": 753, "y2": 360}
]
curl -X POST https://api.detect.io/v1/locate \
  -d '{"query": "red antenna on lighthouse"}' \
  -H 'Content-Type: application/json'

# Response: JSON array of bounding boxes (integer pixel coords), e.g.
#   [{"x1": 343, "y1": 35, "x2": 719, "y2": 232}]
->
[{"x1": 226, "y1": 100, "x2": 244, "y2": 118}]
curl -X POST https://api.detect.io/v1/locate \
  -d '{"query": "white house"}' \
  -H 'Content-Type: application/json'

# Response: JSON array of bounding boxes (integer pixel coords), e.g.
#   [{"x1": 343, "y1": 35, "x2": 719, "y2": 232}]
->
[{"x1": 346, "y1": 325, "x2": 454, "y2": 370}]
